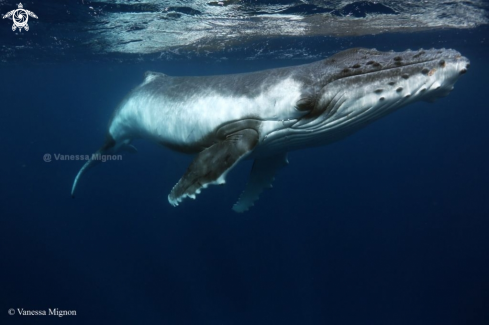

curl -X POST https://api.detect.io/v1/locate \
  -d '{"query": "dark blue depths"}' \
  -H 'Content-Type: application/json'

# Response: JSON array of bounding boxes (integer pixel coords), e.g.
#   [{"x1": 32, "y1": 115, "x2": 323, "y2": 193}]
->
[{"x1": 1, "y1": 31, "x2": 489, "y2": 325}]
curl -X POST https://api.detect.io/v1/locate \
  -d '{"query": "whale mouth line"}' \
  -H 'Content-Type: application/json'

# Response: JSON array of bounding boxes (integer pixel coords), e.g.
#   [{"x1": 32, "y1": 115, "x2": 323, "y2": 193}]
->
[{"x1": 333, "y1": 57, "x2": 443, "y2": 83}]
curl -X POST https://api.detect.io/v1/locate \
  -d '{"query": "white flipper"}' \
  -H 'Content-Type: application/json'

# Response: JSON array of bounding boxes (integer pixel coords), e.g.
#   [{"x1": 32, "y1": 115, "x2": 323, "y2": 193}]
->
[
  {"x1": 2, "y1": 10, "x2": 14, "y2": 19},
  {"x1": 168, "y1": 129, "x2": 259, "y2": 207},
  {"x1": 233, "y1": 153, "x2": 289, "y2": 213},
  {"x1": 26, "y1": 10, "x2": 38, "y2": 19}
]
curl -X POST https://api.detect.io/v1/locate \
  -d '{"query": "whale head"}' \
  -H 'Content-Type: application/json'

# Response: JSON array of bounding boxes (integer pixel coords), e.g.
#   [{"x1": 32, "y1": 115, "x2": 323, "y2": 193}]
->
[{"x1": 289, "y1": 48, "x2": 470, "y2": 145}]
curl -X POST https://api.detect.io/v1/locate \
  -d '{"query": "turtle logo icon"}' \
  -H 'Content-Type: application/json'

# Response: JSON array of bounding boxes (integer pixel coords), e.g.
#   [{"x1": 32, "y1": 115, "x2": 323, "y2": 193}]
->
[{"x1": 2, "y1": 3, "x2": 38, "y2": 32}]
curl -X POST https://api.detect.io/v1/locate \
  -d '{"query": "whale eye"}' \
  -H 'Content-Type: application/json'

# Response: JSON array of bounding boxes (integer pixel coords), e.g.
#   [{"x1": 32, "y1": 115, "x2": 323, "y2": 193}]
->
[
  {"x1": 396, "y1": 87, "x2": 403, "y2": 92},
  {"x1": 374, "y1": 89, "x2": 383, "y2": 94},
  {"x1": 421, "y1": 68, "x2": 430, "y2": 75},
  {"x1": 388, "y1": 81, "x2": 396, "y2": 86},
  {"x1": 402, "y1": 74, "x2": 410, "y2": 79},
  {"x1": 296, "y1": 96, "x2": 315, "y2": 111},
  {"x1": 352, "y1": 64, "x2": 361, "y2": 68},
  {"x1": 439, "y1": 60, "x2": 446, "y2": 67},
  {"x1": 366, "y1": 61, "x2": 374, "y2": 65},
  {"x1": 393, "y1": 56, "x2": 402, "y2": 61}
]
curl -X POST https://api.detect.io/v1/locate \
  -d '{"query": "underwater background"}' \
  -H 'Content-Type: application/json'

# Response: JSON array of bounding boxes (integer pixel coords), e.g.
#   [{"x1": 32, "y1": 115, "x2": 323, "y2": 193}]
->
[{"x1": 1, "y1": 1, "x2": 488, "y2": 324}]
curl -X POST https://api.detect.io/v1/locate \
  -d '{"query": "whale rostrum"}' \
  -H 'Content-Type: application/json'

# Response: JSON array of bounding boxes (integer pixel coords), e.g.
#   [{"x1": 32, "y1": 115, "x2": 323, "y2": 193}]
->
[{"x1": 71, "y1": 48, "x2": 470, "y2": 212}]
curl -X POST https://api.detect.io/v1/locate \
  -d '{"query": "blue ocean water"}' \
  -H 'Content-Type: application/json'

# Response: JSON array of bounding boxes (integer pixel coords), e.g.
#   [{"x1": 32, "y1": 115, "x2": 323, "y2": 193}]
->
[{"x1": 1, "y1": 1, "x2": 489, "y2": 324}]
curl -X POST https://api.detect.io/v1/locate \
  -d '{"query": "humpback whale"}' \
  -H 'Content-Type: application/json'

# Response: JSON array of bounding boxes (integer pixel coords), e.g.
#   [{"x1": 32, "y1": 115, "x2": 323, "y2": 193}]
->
[{"x1": 71, "y1": 48, "x2": 469, "y2": 212}]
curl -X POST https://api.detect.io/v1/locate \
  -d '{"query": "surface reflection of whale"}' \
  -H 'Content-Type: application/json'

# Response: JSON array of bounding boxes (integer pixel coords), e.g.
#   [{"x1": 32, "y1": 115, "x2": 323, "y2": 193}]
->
[{"x1": 72, "y1": 48, "x2": 470, "y2": 212}]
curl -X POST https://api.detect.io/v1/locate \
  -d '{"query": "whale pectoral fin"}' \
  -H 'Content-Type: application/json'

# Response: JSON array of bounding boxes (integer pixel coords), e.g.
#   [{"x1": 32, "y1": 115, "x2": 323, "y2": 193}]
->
[
  {"x1": 232, "y1": 153, "x2": 289, "y2": 213},
  {"x1": 168, "y1": 128, "x2": 259, "y2": 207}
]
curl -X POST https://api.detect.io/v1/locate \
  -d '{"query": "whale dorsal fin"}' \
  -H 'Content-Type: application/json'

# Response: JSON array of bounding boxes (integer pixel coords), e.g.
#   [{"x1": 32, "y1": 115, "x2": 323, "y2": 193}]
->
[
  {"x1": 233, "y1": 153, "x2": 289, "y2": 213},
  {"x1": 143, "y1": 71, "x2": 167, "y2": 83},
  {"x1": 168, "y1": 128, "x2": 259, "y2": 206}
]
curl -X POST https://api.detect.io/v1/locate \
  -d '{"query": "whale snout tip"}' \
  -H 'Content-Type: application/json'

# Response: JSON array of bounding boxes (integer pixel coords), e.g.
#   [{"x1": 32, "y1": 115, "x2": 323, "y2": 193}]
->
[
  {"x1": 449, "y1": 52, "x2": 470, "y2": 75},
  {"x1": 414, "y1": 50, "x2": 469, "y2": 103},
  {"x1": 436, "y1": 51, "x2": 470, "y2": 80},
  {"x1": 459, "y1": 61, "x2": 470, "y2": 75}
]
